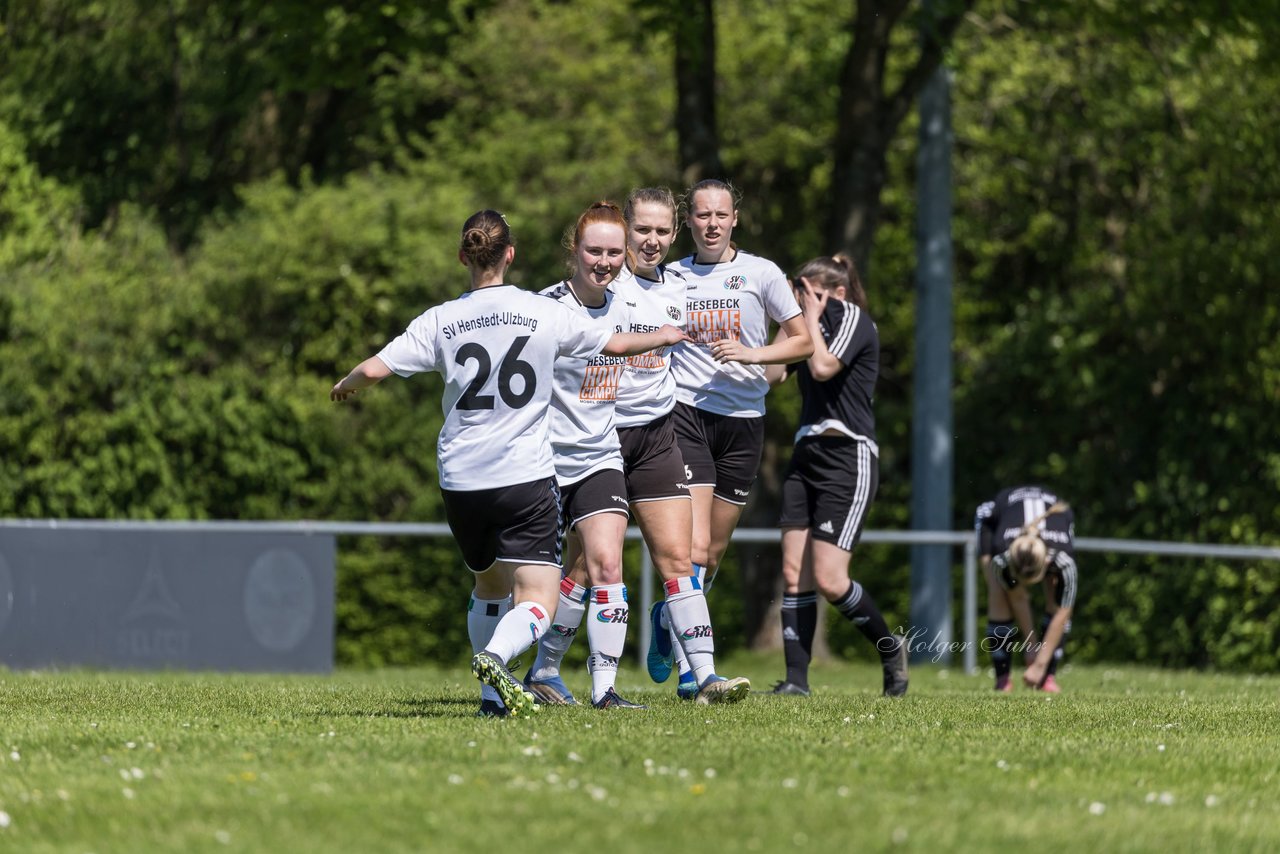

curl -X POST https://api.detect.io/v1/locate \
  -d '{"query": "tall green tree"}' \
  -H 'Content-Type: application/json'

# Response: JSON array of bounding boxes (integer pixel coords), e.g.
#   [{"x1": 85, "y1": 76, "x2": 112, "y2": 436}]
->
[
  {"x1": 947, "y1": 1, "x2": 1280, "y2": 668},
  {"x1": 0, "y1": 0, "x2": 484, "y2": 245}
]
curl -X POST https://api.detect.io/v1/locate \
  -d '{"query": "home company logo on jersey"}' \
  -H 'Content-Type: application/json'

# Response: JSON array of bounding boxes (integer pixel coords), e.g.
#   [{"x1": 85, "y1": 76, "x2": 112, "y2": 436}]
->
[
  {"x1": 626, "y1": 321, "x2": 668, "y2": 369},
  {"x1": 626, "y1": 352, "x2": 666, "y2": 370},
  {"x1": 723, "y1": 275, "x2": 746, "y2": 290},
  {"x1": 579, "y1": 363, "x2": 624, "y2": 401},
  {"x1": 686, "y1": 298, "x2": 741, "y2": 345}
]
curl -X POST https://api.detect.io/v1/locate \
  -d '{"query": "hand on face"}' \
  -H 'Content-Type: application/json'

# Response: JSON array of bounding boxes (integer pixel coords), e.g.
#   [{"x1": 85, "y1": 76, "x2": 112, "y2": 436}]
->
[{"x1": 797, "y1": 276, "x2": 829, "y2": 315}]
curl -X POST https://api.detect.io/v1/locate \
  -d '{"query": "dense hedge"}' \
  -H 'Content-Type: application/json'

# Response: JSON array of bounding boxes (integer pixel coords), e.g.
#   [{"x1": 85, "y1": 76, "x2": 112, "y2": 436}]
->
[{"x1": 3, "y1": 2, "x2": 1278, "y2": 671}]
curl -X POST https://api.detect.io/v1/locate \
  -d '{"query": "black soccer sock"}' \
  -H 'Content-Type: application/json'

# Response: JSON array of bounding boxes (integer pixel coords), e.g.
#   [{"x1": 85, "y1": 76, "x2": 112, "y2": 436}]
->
[
  {"x1": 832, "y1": 581, "x2": 896, "y2": 656},
  {"x1": 986, "y1": 619, "x2": 1016, "y2": 679},
  {"x1": 780, "y1": 592, "x2": 818, "y2": 687},
  {"x1": 1039, "y1": 613, "x2": 1069, "y2": 677}
]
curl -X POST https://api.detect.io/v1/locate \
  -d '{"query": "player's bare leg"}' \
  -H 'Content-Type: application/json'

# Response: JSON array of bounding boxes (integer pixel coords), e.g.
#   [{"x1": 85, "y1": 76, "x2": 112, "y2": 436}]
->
[
  {"x1": 652, "y1": 488, "x2": 749, "y2": 703},
  {"x1": 1035, "y1": 577, "x2": 1066, "y2": 693},
  {"x1": 634, "y1": 496, "x2": 692, "y2": 683}
]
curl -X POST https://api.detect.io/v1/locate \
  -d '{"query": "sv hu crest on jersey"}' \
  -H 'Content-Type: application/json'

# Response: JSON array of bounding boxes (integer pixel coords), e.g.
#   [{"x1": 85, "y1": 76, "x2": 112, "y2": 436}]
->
[
  {"x1": 666, "y1": 305, "x2": 681, "y2": 320},
  {"x1": 723, "y1": 275, "x2": 746, "y2": 290}
]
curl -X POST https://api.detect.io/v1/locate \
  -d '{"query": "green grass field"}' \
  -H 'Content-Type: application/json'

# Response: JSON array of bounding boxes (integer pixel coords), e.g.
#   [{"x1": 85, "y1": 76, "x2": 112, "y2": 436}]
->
[{"x1": 2, "y1": 655, "x2": 1278, "y2": 853}]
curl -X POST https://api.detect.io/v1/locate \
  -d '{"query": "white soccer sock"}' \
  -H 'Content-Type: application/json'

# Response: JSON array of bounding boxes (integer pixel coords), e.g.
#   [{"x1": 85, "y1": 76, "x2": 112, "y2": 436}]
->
[
  {"x1": 587, "y1": 583, "x2": 628, "y2": 702},
  {"x1": 588, "y1": 652, "x2": 619, "y2": 703},
  {"x1": 664, "y1": 573, "x2": 716, "y2": 686},
  {"x1": 587, "y1": 583, "x2": 629, "y2": 658},
  {"x1": 484, "y1": 601, "x2": 551, "y2": 665},
  {"x1": 468, "y1": 594, "x2": 511, "y2": 703},
  {"x1": 530, "y1": 578, "x2": 588, "y2": 682},
  {"x1": 670, "y1": 564, "x2": 708, "y2": 683}
]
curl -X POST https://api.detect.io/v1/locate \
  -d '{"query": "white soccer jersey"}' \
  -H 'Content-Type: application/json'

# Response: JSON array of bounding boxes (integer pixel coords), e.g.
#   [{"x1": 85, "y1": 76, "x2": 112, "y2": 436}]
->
[
  {"x1": 376, "y1": 285, "x2": 612, "y2": 491},
  {"x1": 612, "y1": 265, "x2": 687, "y2": 428},
  {"x1": 669, "y1": 249, "x2": 802, "y2": 417},
  {"x1": 538, "y1": 281, "x2": 632, "y2": 486}
]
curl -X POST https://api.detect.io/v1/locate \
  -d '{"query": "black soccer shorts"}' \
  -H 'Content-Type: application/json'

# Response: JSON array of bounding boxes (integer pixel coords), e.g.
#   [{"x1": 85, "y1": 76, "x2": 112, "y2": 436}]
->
[
  {"x1": 617, "y1": 411, "x2": 692, "y2": 503},
  {"x1": 442, "y1": 476, "x2": 563, "y2": 571},
  {"x1": 559, "y1": 467, "x2": 630, "y2": 530},
  {"x1": 778, "y1": 436, "x2": 878, "y2": 551},
  {"x1": 671, "y1": 402, "x2": 764, "y2": 505}
]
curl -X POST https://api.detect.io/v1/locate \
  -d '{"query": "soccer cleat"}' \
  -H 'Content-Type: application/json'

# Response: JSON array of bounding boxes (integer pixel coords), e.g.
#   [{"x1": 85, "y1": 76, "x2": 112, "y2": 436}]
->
[
  {"x1": 1039, "y1": 674, "x2": 1061, "y2": 694},
  {"x1": 770, "y1": 680, "x2": 811, "y2": 697},
  {"x1": 471, "y1": 651, "x2": 538, "y2": 718},
  {"x1": 881, "y1": 635, "x2": 909, "y2": 697},
  {"x1": 646, "y1": 602, "x2": 674, "y2": 683},
  {"x1": 476, "y1": 698, "x2": 509, "y2": 718},
  {"x1": 695, "y1": 675, "x2": 751, "y2": 705},
  {"x1": 675, "y1": 673, "x2": 700, "y2": 701},
  {"x1": 523, "y1": 672, "x2": 578, "y2": 706},
  {"x1": 994, "y1": 674, "x2": 1013, "y2": 693},
  {"x1": 592, "y1": 688, "x2": 648, "y2": 710}
]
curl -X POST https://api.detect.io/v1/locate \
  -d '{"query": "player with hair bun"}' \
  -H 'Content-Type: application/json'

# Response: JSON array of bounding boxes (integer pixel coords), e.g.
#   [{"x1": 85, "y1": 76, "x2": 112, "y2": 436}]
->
[
  {"x1": 525, "y1": 190, "x2": 753, "y2": 706},
  {"x1": 331, "y1": 210, "x2": 688, "y2": 718},
  {"x1": 650, "y1": 178, "x2": 814, "y2": 699},
  {"x1": 765, "y1": 254, "x2": 907, "y2": 697},
  {"x1": 974, "y1": 485, "x2": 1078, "y2": 692}
]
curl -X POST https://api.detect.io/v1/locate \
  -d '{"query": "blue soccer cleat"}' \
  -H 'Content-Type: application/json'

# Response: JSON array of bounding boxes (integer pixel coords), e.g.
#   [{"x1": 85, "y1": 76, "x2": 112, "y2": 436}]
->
[
  {"x1": 676, "y1": 672, "x2": 699, "y2": 701},
  {"x1": 647, "y1": 602, "x2": 674, "y2": 683}
]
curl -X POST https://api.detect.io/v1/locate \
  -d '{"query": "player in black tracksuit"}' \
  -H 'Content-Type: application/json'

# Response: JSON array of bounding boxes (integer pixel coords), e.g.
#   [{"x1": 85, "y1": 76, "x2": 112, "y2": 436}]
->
[
  {"x1": 765, "y1": 254, "x2": 907, "y2": 697},
  {"x1": 974, "y1": 485, "x2": 1078, "y2": 692}
]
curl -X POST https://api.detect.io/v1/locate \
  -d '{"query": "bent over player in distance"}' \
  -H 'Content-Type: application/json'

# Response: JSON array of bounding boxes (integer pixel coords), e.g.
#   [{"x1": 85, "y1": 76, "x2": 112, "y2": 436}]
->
[{"x1": 975, "y1": 485, "x2": 1078, "y2": 693}]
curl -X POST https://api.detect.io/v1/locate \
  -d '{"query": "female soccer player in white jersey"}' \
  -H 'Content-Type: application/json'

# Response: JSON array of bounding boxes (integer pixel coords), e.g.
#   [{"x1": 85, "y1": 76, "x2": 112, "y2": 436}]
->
[
  {"x1": 524, "y1": 191, "x2": 752, "y2": 706},
  {"x1": 764, "y1": 255, "x2": 908, "y2": 698},
  {"x1": 330, "y1": 210, "x2": 687, "y2": 718},
  {"x1": 534, "y1": 201, "x2": 646, "y2": 710},
  {"x1": 657, "y1": 179, "x2": 814, "y2": 698}
]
